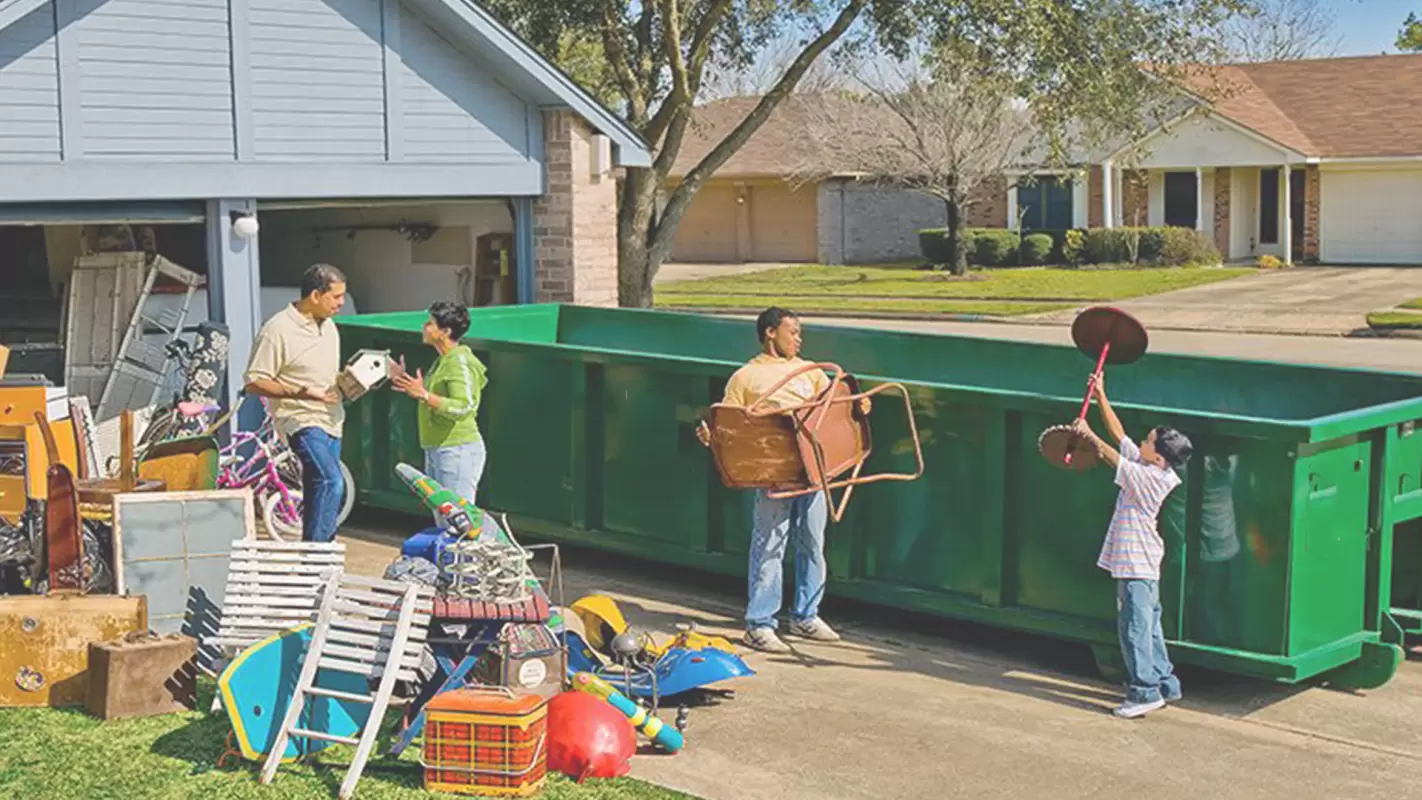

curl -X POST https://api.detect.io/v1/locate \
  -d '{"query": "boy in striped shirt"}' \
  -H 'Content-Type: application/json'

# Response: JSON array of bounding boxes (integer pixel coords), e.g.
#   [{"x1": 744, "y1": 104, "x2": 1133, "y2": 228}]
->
[{"x1": 1072, "y1": 374, "x2": 1192, "y2": 719}]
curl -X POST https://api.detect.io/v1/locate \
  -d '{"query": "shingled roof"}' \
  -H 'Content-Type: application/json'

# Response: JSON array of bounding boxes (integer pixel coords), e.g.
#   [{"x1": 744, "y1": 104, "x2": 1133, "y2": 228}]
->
[{"x1": 1174, "y1": 53, "x2": 1422, "y2": 158}]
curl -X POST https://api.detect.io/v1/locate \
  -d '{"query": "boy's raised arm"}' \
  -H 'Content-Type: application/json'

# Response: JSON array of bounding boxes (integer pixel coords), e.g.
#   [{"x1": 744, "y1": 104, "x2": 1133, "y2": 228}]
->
[
  {"x1": 1072, "y1": 418, "x2": 1121, "y2": 469},
  {"x1": 1094, "y1": 376, "x2": 1127, "y2": 445}
]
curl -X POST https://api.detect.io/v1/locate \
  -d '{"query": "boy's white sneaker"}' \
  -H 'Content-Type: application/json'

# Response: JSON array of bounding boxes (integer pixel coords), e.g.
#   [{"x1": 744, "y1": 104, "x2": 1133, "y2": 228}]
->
[
  {"x1": 1112, "y1": 698, "x2": 1165, "y2": 719},
  {"x1": 744, "y1": 627, "x2": 792, "y2": 654}
]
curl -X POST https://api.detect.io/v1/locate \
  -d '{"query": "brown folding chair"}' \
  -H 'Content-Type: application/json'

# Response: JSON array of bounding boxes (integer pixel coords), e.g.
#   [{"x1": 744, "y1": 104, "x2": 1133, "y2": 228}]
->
[{"x1": 703, "y1": 362, "x2": 924, "y2": 522}]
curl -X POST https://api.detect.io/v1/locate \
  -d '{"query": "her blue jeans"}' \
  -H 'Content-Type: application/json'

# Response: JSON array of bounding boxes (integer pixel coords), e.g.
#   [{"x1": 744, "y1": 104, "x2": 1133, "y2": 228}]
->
[
  {"x1": 424, "y1": 440, "x2": 487, "y2": 527},
  {"x1": 289, "y1": 427, "x2": 343, "y2": 543}
]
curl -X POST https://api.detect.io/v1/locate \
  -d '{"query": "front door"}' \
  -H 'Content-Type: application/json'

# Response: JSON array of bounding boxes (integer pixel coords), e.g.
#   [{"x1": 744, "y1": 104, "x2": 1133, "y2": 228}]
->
[{"x1": 1163, "y1": 172, "x2": 1198, "y2": 228}]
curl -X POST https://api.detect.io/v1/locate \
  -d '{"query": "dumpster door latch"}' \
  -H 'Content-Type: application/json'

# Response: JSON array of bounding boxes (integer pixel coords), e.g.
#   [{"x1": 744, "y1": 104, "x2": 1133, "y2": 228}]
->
[{"x1": 1402, "y1": 421, "x2": 1416, "y2": 438}]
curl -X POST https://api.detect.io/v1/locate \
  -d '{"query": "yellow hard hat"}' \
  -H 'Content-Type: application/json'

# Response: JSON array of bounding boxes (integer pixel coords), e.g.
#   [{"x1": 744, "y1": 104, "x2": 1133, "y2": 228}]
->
[{"x1": 570, "y1": 594, "x2": 628, "y2": 652}]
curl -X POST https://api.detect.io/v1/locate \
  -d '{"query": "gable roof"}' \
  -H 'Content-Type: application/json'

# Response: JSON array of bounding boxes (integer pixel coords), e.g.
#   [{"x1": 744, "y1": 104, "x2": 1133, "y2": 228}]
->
[
  {"x1": 1187, "y1": 53, "x2": 1422, "y2": 159},
  {"x1": 669, "y1": 94, "x2": 901, "y2": 179},
  {"x1": 0, "y1": 0, "x2": 651, "y2": 166}
]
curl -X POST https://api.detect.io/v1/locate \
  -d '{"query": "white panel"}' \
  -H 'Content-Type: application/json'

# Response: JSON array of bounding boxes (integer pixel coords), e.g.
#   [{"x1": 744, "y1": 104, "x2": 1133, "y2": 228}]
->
[
  {"x1": 1319, "y1": 169, "x2": 1422, "y2": 264},
  {"x1": 1147, "y1": 172, "x2": 1164, "y2": 227},
  {"x1": 1230, "y1": 167, "x2": 1254, "y2": 259},
  {"x1": 0, "y1": 2, "x2": 60, "y2": 161},
  {"x1": 1135, "y1": 115, "x2": 1292, "y2": 169}
]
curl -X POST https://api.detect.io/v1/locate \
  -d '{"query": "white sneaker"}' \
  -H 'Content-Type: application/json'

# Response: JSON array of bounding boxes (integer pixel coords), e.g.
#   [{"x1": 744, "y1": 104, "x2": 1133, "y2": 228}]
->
[
  {"x1": 1112, "y1": 698, "x2": 1165, "y2": 719},
  {"x1": 787, "y1": 617, "x2": 841, "y2": 642},
  {"x1": 744, "y1": 627, "x2": 791, "y2": 653}
]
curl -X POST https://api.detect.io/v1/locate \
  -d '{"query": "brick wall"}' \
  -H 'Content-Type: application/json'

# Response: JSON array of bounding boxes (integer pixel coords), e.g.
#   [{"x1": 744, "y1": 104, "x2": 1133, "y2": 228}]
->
[
  {"x1": 967, "y1": 175, "x2": 1008, "y2": 228},
  {"x1": 1303, "y1": 164, "x2": 1320, "y2": 263},
  {"x1": 1087, "y1": 166, "x2": 1104, "y2": 228},
  {"x1": 533, "y1": 110, "x2": 618, "y2": 306},
  {"x1": 1213, "y1": 167, "x2": 1231, "y2": 258},
  {"x1": 816, "y1": 175, "x2": 1009, "y2": 264}
]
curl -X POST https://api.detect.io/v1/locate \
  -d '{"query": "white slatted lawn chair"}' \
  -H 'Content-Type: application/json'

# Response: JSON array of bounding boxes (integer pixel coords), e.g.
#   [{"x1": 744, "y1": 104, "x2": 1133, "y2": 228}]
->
[
  {"x1": 259, "y1": 568, "x2": 433, "y2": 800},
  {"x1": 205, "y1": 539, "x2": 347, "y2": 712}
]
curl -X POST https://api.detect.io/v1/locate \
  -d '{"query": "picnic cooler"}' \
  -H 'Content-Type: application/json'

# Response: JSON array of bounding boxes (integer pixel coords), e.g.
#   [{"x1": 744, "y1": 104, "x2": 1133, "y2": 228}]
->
[{"x1": 420, "y1": 687, "x2": 548, "y2": 797}]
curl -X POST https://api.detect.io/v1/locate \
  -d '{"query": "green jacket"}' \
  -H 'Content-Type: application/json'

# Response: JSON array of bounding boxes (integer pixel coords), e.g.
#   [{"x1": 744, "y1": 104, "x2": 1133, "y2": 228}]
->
[{"x1": 417, "y1": 345, "x2": 488, "y2": 449}]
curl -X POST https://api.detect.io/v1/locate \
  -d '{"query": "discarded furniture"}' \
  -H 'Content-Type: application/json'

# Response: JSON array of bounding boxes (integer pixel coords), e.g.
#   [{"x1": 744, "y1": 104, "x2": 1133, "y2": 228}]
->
[
  {"x1": 112, "y1": 489, "x2": 255, "y2": 636},
  {"x1": 0, "y1": 593, "x2": 148, "y2": 707},
  {"x1": 259, "y1": 569, "x2": 434, "y2": 800},
  {"x1": 703, "y1": 360, "x2": 924, "y2": 522},
  {"x1": 137, "y1": 435, "x2": 220, "y2": 492},
  {"x1": 86, "y1": 631, "x2": 198, "y2": 720}
]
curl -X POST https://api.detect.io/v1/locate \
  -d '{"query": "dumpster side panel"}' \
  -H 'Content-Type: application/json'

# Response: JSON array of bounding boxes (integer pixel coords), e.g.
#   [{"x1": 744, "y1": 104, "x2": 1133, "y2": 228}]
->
[
  {"x1": 1289, "y1": 437, "x2": 1372, "y2": 655},
  {"x1": 481, "y1": 349, "x2": 576, "y2": 526}
]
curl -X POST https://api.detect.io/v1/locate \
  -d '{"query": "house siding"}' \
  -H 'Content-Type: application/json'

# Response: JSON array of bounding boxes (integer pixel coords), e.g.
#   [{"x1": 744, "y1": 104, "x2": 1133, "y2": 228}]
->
[
  {"x1": 815, "y1": 178, "x2": 1006, "y2": 265},
  {"x1": 248, "y1": 0, "x2": 386, "y2": 161},
  {"x1": 0, "y1": 4, "x2": 61, "y2": 161},
  {"x1": 74, "y1": 0, "x2": 236, "y2": 159},
  {"x1": 398, "y1": 4, "x2": 528, "y2": 163}
]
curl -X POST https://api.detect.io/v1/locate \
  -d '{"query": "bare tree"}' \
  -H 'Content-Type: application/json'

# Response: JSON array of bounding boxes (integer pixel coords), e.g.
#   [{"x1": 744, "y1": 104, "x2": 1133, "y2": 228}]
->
[
  {"x1": 1216, "y1": 0, "x2": 1341, "y2": 62},
  {"x1": 791, "y1": 45, "x2": 1039, "y2": 275},
  {"x1": 698, "y1": 36, "x2": 853, "y2": 103}
]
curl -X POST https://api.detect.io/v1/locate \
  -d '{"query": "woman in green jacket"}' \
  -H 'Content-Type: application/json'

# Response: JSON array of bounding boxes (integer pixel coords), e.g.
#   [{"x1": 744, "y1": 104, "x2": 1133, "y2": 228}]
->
[{"x1": 391, "y1": 301, "x2": 489, "y2": 521}]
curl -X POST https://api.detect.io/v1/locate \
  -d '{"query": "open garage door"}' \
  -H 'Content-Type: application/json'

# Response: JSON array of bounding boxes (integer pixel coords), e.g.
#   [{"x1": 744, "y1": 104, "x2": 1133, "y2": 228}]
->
[{"x1": 1320, "y1": 170, "x2": 1422, "y2": 264}]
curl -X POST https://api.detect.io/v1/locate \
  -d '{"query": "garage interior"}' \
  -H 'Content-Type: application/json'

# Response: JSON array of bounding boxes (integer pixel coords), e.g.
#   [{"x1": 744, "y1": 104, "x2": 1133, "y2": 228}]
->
[{"x1": 0, "y1": 199, "x2": 521, "y2": 425}]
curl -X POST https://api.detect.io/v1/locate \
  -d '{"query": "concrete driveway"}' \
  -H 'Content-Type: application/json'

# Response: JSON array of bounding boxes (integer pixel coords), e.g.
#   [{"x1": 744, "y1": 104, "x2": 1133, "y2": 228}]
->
[
  {"x1": 341, "y1": 521, "x2": 1422, "y2": 800},
  {"x1": 1030, "y1": 266, "x2": 1422, "y2": 336}
]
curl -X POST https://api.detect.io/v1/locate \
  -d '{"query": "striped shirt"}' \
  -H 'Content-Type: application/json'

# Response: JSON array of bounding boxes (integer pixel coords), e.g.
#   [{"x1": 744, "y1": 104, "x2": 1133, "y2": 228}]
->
[
  {"x1": 1097, "y1": 437, "x2": 1182, "y2": 581},
  {"x1": 415, "y1": 344, "x2": 488, "y2": 450}
]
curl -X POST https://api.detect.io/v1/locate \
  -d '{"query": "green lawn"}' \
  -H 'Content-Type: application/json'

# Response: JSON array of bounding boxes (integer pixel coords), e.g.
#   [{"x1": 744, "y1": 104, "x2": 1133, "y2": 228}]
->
[
  {"x1": 654, "y1": 263, "x2": 1254, "y2": 317},
  {"x1": 1366, "y1": 311, "x2": 1422, "y2": 330},
  {"x1": 0, "y1": 681, "x2": 689, "y2": 800}
]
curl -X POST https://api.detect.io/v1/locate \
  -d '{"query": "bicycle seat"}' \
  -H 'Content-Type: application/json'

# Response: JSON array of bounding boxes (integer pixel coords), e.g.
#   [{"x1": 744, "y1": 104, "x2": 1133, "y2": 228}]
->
[{"x1": 177, "y1": 400, "x2": 219, "y2": 417}]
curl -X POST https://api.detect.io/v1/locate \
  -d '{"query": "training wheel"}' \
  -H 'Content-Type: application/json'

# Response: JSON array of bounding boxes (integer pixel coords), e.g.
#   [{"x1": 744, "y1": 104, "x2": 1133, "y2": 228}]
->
[
  {"x1": 1072, "y1": 307, "x2": 1149, "y2": 366},
  {"x1": 1038, "y1": 425, "x2": 1099, "y2": 472}
]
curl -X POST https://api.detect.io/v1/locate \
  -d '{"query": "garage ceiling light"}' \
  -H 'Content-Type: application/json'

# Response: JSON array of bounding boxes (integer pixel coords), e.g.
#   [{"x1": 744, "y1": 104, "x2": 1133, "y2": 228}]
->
[{"x1": 230, "y1": 210, "x2": 259, "y2": 240}]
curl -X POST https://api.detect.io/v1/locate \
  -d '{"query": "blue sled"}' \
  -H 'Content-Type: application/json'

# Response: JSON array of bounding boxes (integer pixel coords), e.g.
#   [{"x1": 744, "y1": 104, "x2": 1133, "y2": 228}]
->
[{"x1": 564, "y1": 629, "x2": 754, "y2": 699}]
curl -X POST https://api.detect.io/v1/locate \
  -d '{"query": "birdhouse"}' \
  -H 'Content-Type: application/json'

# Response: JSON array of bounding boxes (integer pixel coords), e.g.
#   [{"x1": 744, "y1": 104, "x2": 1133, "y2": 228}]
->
[{"x1": 336, "y1": 349, "x2": 392, "y2": 401}]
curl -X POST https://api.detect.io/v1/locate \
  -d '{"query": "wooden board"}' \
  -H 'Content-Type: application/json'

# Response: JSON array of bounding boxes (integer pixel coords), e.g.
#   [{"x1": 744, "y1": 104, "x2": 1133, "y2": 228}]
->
[
  {"x1": 0, "y1": 594, "x2": 148, "y2": 708},
  {"x1": 113, "y1": 490, "x2": 255, "y2": 637}
]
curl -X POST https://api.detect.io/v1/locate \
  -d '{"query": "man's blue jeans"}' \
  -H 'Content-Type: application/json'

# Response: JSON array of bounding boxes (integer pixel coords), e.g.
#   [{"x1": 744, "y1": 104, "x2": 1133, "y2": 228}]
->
[
  {"x1": 289, "y1": 427, "x2": 343, "y2": 543},
  {"x1": 1118, "y1": 579, "x2": 1183, "y2": 704},
  {"x1": 424, "y1": 440, "x2": 487, "y2": 528},
  {"x1": 746, "y1": 490, "x2": 828, "y2": 630}
]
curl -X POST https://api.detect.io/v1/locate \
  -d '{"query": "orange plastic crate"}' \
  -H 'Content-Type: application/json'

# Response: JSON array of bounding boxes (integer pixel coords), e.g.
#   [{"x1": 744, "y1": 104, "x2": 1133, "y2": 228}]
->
[{"x1": 421, "y1": 688, "x2": 549, "y2": 797}]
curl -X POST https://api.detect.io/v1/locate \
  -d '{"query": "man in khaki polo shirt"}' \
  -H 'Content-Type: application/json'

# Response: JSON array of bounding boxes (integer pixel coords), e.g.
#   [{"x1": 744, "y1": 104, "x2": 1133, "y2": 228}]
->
[{"x1": 243, "y1": 263, "x2": 347, "y2": 543}]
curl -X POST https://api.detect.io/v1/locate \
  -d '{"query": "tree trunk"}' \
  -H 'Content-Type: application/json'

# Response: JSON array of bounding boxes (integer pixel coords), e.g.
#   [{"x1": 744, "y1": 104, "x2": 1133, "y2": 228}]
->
[
  {"x1": 617, "y1": 168, "x2": 659, "y2": 308},
  {"x1": 945, "y1": 197, "x2": 968, "y2": 276}
]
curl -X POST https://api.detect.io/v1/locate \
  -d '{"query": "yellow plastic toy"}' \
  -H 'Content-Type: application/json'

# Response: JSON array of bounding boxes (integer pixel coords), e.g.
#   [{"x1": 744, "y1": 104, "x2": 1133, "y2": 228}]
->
[{"x1": 570, "y1": 594, "x2": 629, "y2": 652}]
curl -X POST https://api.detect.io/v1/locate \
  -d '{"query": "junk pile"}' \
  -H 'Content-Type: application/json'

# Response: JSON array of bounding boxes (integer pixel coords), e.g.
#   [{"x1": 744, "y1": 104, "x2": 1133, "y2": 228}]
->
[{"x1": 210, "y1": 461, "x2": 754, "y2": 798}]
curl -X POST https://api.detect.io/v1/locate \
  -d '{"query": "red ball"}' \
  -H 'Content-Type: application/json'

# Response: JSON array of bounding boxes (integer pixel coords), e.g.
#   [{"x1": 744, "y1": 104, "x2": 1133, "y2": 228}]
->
[{"x1": 545, "y1": 690, "x2": 636, "y2": 782}]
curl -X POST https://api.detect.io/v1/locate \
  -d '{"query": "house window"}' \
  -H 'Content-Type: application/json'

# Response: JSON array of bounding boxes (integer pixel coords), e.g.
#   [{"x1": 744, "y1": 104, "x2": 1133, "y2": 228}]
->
[
  {"x1": 1016, "y1": 175, "x2": 1073, "y2": 230},
  {"x1": 1259, "y1": 167, "x2": 1279, "y2": 244},
  {"x1": 1163, "y1": 172, "x2": 1198, "y2": 229}
]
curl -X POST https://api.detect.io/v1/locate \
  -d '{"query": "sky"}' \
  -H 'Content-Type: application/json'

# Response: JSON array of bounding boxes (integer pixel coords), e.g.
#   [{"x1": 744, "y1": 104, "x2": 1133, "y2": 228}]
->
[{"x1": 1329, "y1": 0, "x2": 1411, "y2": 55}]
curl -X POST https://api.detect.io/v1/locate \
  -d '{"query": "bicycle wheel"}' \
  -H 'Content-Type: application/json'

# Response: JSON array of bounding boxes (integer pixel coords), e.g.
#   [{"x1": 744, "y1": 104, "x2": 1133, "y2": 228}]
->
[
  {"x1": 337, "y1": 461, "x2": 356, "y2": 526},
  {"x1": 260, "y1": 489, "x2": 304, "y2": 542}
]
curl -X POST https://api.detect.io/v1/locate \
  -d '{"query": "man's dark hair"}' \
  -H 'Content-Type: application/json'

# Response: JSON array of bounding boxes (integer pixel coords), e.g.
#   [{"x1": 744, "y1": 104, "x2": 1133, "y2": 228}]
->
[
  {"x1": 755, "y1": 306, "x2": 797, "y2": 343},
  {"x1": 1153, "y1": 426, "x2": 1193, "y2": 469},
  {"x1": 429, "y1": 300, "x2": 470, "y2": 340},
  {"x1": 301, "y1": 263, "x2": 346, "y2": 298}
]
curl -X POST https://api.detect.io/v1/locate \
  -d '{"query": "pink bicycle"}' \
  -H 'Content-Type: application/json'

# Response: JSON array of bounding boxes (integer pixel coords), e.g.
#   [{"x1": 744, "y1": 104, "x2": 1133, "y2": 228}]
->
[{"x1": 215, "y1": 400, "x2": 355, "y2": 541}]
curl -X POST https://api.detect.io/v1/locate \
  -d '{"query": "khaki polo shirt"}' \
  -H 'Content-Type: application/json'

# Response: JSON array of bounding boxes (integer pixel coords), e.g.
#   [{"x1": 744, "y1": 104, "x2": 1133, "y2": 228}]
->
[{"x1": 243, "y1": 303, "x2": 344, "y2": 438}]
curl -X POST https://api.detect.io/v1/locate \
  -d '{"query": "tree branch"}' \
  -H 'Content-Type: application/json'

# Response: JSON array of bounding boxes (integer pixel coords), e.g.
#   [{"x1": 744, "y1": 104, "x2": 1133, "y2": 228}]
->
[
  {"x1": 652, "y1": 0, "x2": 867, "y2": 262},
  {"x1": 599, "y1": 2, "x2": 645, "y2": 123},
  {"x1": 642, "y1": 0, "x2": 732, "y2": 147}
]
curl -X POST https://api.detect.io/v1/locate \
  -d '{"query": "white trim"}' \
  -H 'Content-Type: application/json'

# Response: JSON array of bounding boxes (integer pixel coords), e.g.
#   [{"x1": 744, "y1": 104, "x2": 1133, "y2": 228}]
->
[
  {"x1": 1102, "y1": 160, "x2": 1115, "y2": 229},
  {"x1": 1071, "y1": 179, "x2": 1088, "y2": 229},
  {"x1": 1104, "y1": 107, "x2": 1308, "y2": 165},
  {"x1": 1317, "y1": 155, "x2": 1422, "y2": 164},
  {"x1": 1006, "y1": 185, "x2": 1019, "y2": 231}
]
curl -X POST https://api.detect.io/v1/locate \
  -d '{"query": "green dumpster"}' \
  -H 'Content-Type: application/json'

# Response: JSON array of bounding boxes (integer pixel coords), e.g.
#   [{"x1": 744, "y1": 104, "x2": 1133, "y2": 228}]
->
[{"x1": 338, "y1": 303, "x2": 1422, "y2": 689}]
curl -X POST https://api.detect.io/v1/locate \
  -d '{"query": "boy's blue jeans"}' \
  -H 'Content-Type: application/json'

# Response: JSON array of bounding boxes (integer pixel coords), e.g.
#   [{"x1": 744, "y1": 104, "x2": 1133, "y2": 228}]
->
[
  {"x1": 289, "y1": 427, "x2": 344, "y2": 543},
  {"x1": 746, "y1": 490, "x2": 828, "y2": 630},
  {"x1": 1118, "y1": 579, "x2": 1183, "y2": 704}
]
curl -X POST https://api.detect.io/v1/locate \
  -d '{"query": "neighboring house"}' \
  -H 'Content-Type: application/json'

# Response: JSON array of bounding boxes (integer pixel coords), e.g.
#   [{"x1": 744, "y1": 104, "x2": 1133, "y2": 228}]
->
[
  {"x1": 1021, "y1": 53, "x2": 1422, "y2": 265},
  {"x1": 666, "y1": 95, "x2": 1004, "y2": 265},
  {"x1": 0, "y1": 0, "x2": 650, "y2": 405}
]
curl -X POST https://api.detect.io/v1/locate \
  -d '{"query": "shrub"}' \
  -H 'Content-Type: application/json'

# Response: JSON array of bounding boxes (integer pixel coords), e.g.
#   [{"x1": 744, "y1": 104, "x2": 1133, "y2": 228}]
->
[
  {"x1": 1063, "y1": 229, "x2": 1086, "y2": 266},
  {"x1": 966, "y1": 228, "x2": 1021, "y2": 266},
  {"x1": 917, "y1": 228, "x2": 951, "y2": 264},
  {"x1": 1021, "y1": 233, "x2": 1054, "y2": 265},
  {"x1": 1257, "y1": 254, "x2": 1287, "y2": 269},
  {"x1": 1080, "y1": 226, "x2": 1219, "y2": 266}
]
